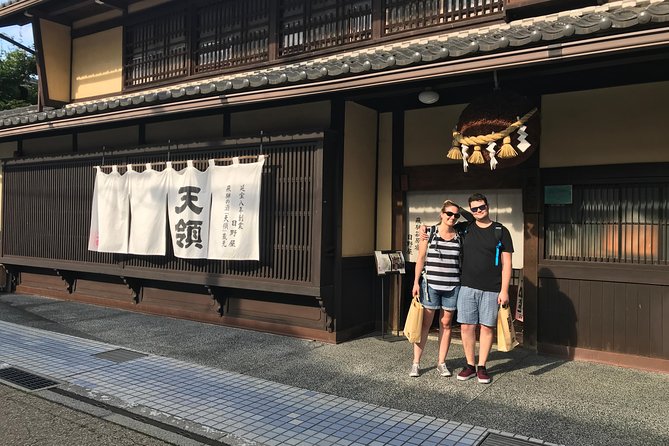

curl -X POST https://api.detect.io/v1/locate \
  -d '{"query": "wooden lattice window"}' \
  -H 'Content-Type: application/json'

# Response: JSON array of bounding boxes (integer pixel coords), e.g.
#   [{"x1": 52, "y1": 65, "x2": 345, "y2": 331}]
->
[
  {"x1": 125, "y1": 10, "x2": 189, "y2": 87},
  {"x1": 383, "y1": 0, "x2": 504, "y2": 35},
  {"x1": 195, "y1": 0, "x2": 270, "y2": 73},
  {"x1": 2, "y1": 138, "x2": 322, "y2": 287},
  {"x1": 544, "y1": 184, "x2": 669, "y2": 265},
  {"x1": 279, "y1": 0, "x2": 372, "y2": 57},
  {"x1": 123, "y1": 0, "x2": 506, "y2": 87}
]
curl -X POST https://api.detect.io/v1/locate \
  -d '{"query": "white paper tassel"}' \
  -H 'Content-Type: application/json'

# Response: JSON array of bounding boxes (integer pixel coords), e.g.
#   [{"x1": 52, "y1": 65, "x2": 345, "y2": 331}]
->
[
  {"x1": 461, "y1": 145, "x2": 470, "y2": 173},
  {"x1": 517, "y1": 125, "x2": 531, "y2": 153},
  {"x1": 486, "y1": 142, "x2": 498, "y2": 170}
]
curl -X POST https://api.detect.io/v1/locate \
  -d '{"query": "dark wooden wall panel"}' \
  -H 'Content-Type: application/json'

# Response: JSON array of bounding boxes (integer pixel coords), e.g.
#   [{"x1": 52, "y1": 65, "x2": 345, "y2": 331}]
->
[
  {"x1": 75, "y1": 279, "x2": 133, "y2": 303},
  {"x1": 538, "y1": 274, "x2": 669, "y2": 360},
  {"x1": 601, "y1": 282, "x2": 615, "y2": 352},
  {"x1": 338, "y1": 256, "x2": 375, "y2": 338},
  {"x1": 637, "y1": 285, "x2": 651, "y2": 357},
  {"x1": 20, "y1": 272, "x2": 67, "y2": 292},
  {"x1": 589, "y1": 281, "x2": 603, "y2": 351},
  {"x1": 578, "y1": 280, "x2": 590, "y2": 348},
  {"x1": 625, "y1": 284, "x2": 638, "y2": 355},
  {"x1": 568, "y1": 279, "x2": 581, "y2": 347},
  {"x1": 613, "y1": 283, "x2": 626, "y2": 353},
  {"x1": 227, "y1": 297, "x2": 323, "y2": 326},
  {"x1": 141, "y1": 287, "x2": 220, "y2": 315},
  {"x1": 661, "y1": 288, "x2": 669, "y2": 358},
  {"x1": 649, "y1": 287, "x2": 662, "y2": 357}
]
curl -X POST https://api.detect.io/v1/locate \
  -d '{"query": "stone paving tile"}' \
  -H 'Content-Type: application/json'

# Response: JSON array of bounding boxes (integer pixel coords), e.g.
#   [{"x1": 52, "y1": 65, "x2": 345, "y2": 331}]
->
[{"x1": 0, "y1": 320, "x2": 548, "y2": 446}]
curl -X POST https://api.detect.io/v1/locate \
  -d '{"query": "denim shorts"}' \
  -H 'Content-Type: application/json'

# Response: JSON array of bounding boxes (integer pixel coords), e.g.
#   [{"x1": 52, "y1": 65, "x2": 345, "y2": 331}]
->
[
  {"x1": 456, "y1": 286, "x2": 499, "y2": 327},
  {"x1": 420, "y1": 279, "x2": 458, "y2": 311}
]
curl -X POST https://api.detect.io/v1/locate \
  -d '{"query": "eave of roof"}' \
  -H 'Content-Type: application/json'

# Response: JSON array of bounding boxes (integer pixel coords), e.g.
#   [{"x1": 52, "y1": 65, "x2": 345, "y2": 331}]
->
[
  {"x1": 1, "y1": 0, "x2": 668, "y2": 137},
  {"x1": 0, "y1": 0, "x2": 50, "y2": 25}
]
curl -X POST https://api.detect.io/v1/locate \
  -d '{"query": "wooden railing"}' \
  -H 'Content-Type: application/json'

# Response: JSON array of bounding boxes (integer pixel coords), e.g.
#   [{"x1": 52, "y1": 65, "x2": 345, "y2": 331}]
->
[
  {"x1": 278, "y1": 0, "x2": 373, "y2": 56},
  {"x1": 124, "y1": 0, "x2": 506, "y2": 88},
  {"x1": 195, "y1": 0, "x2": 270, "y2": 74},
  {"x1": 384, "y1": 0, "x2": 504, "y2": 35}
]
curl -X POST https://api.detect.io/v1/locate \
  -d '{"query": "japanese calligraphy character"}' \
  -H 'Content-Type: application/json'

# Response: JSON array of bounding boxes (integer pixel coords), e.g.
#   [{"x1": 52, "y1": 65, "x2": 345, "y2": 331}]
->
[
  {"x1": 175, "y1": 186, "x2": 203, "y2": 215},
  {"x1": 175, "y1": 219, "x2": 203, "y2": 249}
]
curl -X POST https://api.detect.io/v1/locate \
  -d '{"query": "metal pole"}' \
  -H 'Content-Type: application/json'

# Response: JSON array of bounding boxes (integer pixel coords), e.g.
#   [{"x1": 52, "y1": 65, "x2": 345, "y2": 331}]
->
[{"x1": 380, "y1": 275, "x2": 385, "y2": 339}]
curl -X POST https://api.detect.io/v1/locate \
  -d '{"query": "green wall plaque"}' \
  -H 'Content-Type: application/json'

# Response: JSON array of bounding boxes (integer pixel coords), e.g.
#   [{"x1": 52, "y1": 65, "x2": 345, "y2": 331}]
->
[{"x1": 544, "y1": 185, "x2": 572, "y2": 205}]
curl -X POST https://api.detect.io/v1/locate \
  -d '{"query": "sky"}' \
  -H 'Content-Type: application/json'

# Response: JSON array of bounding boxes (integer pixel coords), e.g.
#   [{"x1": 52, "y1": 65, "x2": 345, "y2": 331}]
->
[{"x1": 0, "y1": 24, "x2": 34, "y2": 54}]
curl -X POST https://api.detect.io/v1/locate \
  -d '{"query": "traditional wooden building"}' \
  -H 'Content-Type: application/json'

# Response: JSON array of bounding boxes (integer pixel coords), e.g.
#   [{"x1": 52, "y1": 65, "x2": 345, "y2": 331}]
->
[{"x1": 0, "y1": 0, "x2": 668, "y2": 371}]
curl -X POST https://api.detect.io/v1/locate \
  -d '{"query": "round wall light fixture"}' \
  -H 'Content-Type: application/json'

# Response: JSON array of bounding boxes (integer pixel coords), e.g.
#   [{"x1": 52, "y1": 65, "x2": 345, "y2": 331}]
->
[{"x1": 418, "y1": 89, "x2": 439, "y2": 105}]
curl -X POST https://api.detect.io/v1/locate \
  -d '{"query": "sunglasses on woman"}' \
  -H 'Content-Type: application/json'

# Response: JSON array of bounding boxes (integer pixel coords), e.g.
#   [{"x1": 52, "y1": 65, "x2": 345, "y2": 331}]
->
[
  {"x1": 444, "y1": 211, "x2": 460, "y2": 218},
  {"x1": 470, "y1": 204, "x2": 487, "y2": 213}
]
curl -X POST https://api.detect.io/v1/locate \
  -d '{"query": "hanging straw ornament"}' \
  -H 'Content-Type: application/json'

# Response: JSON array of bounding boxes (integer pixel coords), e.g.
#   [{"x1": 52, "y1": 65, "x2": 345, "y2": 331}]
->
[
  {"x1": 447, "y1": 130, "x2": 463, "y2": 159},
  {"x1": 468, "y1": 145, "x2": 485, "y2": 164},
  {"x1": 497, "y1": 136, "x2": 517, "y2": 159},
  {"x1": 449, "y1": 90, "x2": 539, "y2": 170}
]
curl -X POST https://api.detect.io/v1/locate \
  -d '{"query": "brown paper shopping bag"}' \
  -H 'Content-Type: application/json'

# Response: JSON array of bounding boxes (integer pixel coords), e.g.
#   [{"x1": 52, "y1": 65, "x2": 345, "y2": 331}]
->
[
  {"x1": 497, "y1": 303, "x2": 519, "y2": 352},
  {"x1": 404, "y1": 298, "x2": 424, "y2": 344}
]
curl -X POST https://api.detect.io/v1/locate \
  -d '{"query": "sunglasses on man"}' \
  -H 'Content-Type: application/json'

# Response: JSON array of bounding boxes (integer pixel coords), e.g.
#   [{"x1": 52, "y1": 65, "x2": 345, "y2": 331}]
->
[{"x1": 470, "y1": 204, "x2": 488, "y2": 213}]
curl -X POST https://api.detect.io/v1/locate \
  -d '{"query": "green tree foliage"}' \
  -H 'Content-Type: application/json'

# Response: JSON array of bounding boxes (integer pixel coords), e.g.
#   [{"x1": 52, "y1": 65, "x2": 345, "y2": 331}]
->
[{"x1": 0, "y1": 50, "x2": 37, "y2": 111}]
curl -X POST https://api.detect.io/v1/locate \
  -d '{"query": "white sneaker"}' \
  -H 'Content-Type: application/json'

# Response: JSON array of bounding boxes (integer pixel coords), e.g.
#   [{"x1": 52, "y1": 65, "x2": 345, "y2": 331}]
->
[
  {"x1": 437, "y1": 363, "x2": 452, "y2": 377},
  {"x1": 409, "y1": 363, "x2": 420, "y2": 377}
]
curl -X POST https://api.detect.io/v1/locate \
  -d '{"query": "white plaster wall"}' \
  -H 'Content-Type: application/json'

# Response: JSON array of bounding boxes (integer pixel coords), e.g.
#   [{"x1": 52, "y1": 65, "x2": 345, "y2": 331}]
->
[
  {"x1": 376, "y1": 112, "x2": 392, "y2": 251},
  {"x1": 342, "y1": 102, "x2": 378, "y2": 257},
  {"x1": 404, "y1": 104, "x2": 467, "y2": 167},
  {"x1": 541, "y1": 81, "x2": 669, "y2": 167}
]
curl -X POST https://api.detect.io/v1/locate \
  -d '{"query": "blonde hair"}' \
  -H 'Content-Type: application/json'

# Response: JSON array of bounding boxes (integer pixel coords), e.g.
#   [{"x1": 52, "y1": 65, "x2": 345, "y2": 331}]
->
[{"x1": 440, "y1": 200, "x2": 460, "y2": 213}]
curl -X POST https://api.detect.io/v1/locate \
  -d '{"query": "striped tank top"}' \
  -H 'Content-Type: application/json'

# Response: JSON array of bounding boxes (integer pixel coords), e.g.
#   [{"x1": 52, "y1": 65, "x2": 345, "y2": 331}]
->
[{"x1": 425, "y1": 225, "x2": 462, "y2": 291}]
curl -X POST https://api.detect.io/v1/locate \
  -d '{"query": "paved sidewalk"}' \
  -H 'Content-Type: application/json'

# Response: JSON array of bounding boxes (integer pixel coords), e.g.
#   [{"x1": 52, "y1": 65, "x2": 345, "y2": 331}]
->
[
  {"x1": 1, "y1": 319, "x2": 534, "y2": 446},
  {"x1": 1, "y1": 293, "x2": 668, "y2": 446}
]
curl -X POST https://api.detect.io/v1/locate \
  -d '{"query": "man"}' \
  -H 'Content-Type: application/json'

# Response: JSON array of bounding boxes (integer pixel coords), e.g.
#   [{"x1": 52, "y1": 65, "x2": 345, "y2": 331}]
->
[{"x1": 456, "y1": 193, "x2": 513, "y2": 384}]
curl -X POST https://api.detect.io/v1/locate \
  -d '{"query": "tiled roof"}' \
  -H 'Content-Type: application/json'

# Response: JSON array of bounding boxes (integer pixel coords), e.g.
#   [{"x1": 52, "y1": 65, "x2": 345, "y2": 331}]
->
[
  {"x1": 1, "y1": 0, "x2": 668, "y2": 130},
  {"x1": 0, "y1": 0, "x2": 44, "y2": 12},
  {"x1": 0, "y1": 0, "x2": 26, "y2": 7},
  {"x1": 0, "y1": 105, "x2": 43, "y2": 118}
]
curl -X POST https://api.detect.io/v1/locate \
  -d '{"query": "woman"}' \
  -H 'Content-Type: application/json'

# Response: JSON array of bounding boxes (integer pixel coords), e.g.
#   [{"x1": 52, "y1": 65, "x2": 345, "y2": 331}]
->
[{"x1": 409, "y1": 200, "x2": 463, "y2": 377}]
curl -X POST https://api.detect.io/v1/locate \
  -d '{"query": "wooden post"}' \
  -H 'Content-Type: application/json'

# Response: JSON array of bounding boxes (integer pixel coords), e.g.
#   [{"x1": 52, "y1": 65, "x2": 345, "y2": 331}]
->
[
  {"x1": 372, "y1": 0, "x2": 383, "y2": 39},
  {"x1": 268, "y1": 0, "x2": 278, "y2": 62},
  {"x1": 522, "y1": 160, "x2": 541, "y2": 349},
  {"x1": 389, "y1": 110, "x2": 405, "y2": 333}
]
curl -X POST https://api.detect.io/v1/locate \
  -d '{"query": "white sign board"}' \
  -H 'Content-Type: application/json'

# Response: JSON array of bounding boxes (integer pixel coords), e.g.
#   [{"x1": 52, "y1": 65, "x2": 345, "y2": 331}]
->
[{"x1": 406, "y1": 189, "x2": 524, "y2": 269}]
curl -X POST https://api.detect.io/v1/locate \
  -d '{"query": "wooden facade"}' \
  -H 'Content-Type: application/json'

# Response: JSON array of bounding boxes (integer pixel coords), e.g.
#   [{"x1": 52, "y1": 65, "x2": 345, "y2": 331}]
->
[{"x1": 0, "y1": 0, "x2": 668, "y2": 371}]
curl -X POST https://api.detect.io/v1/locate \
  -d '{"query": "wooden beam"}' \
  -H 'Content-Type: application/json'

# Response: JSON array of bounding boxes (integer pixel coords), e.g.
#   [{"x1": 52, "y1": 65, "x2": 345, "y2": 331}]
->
[
  {"x1": 31, "y1": 16, "x2": 47, "y2": 112},
  {"x1": 48, "y1": 1, "x2": 97, "y2": 16},
  {"x1": 0, "y1": 33, "x2": 35, "y2": 54},
  {"x1": 93, "y1": 0, "x2": 127, "y2": 13}
]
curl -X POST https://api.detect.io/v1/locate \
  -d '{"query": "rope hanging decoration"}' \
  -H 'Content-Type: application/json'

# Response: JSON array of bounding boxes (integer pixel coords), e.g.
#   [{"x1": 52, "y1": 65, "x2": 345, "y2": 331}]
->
[{"x1": 447, "y1": 91, "x2": 540, "y2": 171}]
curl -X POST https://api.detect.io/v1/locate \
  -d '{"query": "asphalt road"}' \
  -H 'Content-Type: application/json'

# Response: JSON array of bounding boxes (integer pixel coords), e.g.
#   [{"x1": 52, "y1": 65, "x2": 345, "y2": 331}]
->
[{"x1": 0, "y1": 384, "x2": 210, "y2": 446}]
